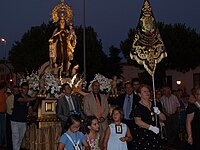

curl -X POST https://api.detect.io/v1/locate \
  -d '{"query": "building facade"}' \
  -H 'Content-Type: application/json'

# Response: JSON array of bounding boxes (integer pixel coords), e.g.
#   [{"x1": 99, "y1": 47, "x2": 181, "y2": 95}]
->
[{"x1": 121, "y1": 64, "x2": 200, "y2": 94}]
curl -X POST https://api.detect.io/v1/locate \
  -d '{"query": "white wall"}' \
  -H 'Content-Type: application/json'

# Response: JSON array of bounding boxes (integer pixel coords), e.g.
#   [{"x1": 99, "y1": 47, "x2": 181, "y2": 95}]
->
[
  {"x1": 121, "y1": 64, "x2": 200, "y2": 95},
  {"x1": 166, "y1": 66, "x2": 200, "y2": 94},
  {"x1": 121, "y1": 64, "x2": 142, "y2": 81}
]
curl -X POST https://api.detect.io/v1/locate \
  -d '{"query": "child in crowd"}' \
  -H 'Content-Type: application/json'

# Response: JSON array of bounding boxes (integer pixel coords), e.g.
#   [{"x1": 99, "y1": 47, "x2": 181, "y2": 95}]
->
[
  {"x1": 58, "y1": 114, "x2": 90, "y2": 150},
  {"x1": 103, "y1": 107, "x2": 132, "y2": 150},
  {"x1": 84, "y1": 115, "x2": 101, "y2": 150}
]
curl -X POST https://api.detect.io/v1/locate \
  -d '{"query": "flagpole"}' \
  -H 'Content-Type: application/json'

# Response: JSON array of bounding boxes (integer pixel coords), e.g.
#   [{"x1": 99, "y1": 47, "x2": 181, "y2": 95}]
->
[
  {"x1": 83, "y1": 0, "x2": 86, "y2": 79},
  {"x1": 131, "y1": 0, "x2": 167, "y2": 127},
  {"x1": 152, "y1": 74, "x2": 158, "y2": 126}
]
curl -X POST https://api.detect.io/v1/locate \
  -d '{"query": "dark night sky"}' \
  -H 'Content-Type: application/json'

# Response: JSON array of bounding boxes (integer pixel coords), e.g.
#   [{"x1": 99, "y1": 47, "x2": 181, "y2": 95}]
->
[{"x1": 0, "y1": 0, "x2": 200, "y2": 59}]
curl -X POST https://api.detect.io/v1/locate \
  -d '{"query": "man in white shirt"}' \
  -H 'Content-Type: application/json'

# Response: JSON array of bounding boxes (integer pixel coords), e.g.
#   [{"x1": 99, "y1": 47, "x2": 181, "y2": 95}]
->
[{"x1": 160, "y1": 87, "x2": 180, "y2": 146}]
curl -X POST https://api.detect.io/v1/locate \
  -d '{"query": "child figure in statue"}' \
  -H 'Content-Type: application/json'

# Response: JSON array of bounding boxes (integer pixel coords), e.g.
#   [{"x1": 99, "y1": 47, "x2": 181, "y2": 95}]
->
[{"x1": 110, "y1": 76, "x2": 123, "y2": 97}]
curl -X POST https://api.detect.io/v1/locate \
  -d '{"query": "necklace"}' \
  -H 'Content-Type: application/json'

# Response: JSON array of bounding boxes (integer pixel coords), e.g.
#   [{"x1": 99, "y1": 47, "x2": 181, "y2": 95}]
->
[
  {"x1": 140, "y1": 100, "x2": 155, "y2": 122},
  {"x1": 140, "y1": 100, "x2": 151, "y2": 110}
]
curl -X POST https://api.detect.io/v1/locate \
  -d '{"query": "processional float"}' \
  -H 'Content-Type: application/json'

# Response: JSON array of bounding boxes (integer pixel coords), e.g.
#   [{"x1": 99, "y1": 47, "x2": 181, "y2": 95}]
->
[
  {"x1": 130, "y1": 0, "x2": 167, "y2": 123},
  {"x1": 38, "y1": 0, "x2": 78, "y2": 126},
  {"x1": 22, "y1": 1, "x2": 78, "y2": 149}
]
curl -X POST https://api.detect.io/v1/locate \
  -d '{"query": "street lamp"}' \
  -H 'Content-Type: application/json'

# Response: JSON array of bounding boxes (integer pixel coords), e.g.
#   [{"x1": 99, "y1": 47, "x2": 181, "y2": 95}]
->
[
  {"x1": 176, "y1": 80, "x2": 181, "y2": 85},
  {"x1": 0, "y1": 38, "x2": 7, "y2": 61},
  {"x1": 1, "y1": 38, "x2": 7, "y2": 81}
]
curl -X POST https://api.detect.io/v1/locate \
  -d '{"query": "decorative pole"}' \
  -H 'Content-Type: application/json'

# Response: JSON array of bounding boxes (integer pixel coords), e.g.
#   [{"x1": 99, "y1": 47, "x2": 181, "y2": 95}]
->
[
  {"x1": 1, "y1": 38, "x2": 7, "y2": 81},
  {"x1": 83, "y1": 0, "x2": 86, "y2": 79},
  {"x1": 1, "y1": 38, "x2": 7, "y2": 61},
  {"x1": 130, "y1": 0, "x2": 167, "y2": 126}
]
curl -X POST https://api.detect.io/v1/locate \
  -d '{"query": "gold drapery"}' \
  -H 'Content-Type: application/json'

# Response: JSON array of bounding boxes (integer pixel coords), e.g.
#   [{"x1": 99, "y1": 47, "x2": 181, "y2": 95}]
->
[{"x1": 22, "y1": 123, "x2": 62, "y2": 150}]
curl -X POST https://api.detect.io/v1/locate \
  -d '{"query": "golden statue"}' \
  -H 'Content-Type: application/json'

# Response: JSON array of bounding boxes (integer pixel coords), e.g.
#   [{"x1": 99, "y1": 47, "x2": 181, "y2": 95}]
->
[
  {"x1": 110, "y1": 75, "x2": 123, "y2": 97},
  {"x1": 49, "y1": 0, "x2": 77, "y2": 78}
]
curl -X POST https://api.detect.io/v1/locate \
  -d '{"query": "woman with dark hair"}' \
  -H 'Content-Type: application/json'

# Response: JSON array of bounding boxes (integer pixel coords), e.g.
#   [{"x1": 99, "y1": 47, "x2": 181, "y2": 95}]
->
[
  {"x1": 58, "y1": 114, "x2": 89, "y2": 150},
  {"x1": 131, "y1": 84, "x2": 166, "y2": 150},
  {"x1": 186, "y1": 88, "x2": 200, "y2": 150}
]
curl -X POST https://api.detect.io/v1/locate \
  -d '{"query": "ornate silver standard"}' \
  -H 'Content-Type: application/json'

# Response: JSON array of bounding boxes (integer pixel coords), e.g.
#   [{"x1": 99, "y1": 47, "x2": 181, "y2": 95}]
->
[{"x1": 130, "y1": 0, "x2": 167, "y2": 126}]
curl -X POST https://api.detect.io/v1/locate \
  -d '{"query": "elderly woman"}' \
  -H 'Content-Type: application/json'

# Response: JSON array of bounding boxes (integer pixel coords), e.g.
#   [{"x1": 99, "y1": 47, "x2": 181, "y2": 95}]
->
[
  {"x1": 186, "y1": 88, "x2": 200, "y2": 150},
  {"x1": 131, "y1": 84, "x2": 166, "y2": 150}
]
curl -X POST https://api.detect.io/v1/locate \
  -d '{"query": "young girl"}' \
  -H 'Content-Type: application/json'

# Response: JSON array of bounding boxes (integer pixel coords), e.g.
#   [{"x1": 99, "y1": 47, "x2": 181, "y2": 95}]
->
[
  {"x1": 84, "y1": 115, "x2": 101, "y2": 150},
  {"x1": 103, "y1": 107, "x2": 132, "y2": 150},
  {"x1": 58, "y1": 114, "x2": 90, "y2": 150}
]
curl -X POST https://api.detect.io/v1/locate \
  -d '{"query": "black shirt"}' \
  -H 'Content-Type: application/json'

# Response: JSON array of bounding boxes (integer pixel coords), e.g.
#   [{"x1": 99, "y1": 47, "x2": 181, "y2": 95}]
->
[{"x1": 11, "y1": 93, "x2": 30, "y2": 122}]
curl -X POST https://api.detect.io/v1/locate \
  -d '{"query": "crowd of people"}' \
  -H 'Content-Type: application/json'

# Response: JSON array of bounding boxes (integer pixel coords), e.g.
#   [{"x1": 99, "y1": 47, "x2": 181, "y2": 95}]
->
[
  {"x1": 1, "y1": 78, "x2": 200, "y2": 150},
  {"x1": 0, "y1": 81, "x2": 36, "y2": 150}
]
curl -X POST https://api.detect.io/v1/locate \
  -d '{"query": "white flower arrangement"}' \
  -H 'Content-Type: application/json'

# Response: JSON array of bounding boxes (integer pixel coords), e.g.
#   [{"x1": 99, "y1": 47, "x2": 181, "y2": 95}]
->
[
  {"x1": 20, "y1": 71, "x2": 62, "y2": 98},
  {"x1": 89, "y1": 73, "x2": 112, "y2": 94},
  {"x1": 43, "y1": 72, "x2": 62, "y2": 98},
  {"x1": 20, "y1": 71, "x2": 40, "y2": 97}
]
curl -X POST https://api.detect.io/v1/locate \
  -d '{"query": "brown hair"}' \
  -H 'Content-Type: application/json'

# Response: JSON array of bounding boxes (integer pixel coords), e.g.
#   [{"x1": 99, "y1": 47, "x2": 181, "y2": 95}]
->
[{"x1": 111, "y1": 106, "x2": 124, "y2": 120}]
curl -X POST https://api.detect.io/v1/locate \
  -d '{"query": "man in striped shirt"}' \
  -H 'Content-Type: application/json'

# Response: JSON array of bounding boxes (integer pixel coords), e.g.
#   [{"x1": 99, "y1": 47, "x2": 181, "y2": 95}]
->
[{"x1": 160, "y1": 87, "x2": 180, "y2": 146}]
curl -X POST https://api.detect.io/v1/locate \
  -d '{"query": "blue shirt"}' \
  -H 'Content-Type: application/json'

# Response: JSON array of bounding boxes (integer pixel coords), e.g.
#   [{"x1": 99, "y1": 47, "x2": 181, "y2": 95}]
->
[
  {"x1": 59, "y1": 131, "x2": 86, "y2": 149},
  {"x1": 123, "y1": 94, "x2": 133, "y2": 120}
]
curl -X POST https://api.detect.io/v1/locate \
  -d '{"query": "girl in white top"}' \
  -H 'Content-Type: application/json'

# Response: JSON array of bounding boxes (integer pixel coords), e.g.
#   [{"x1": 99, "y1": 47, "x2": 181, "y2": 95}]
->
[{"x1": 103, "y1": 107, "x2": 132, "y2": 150}]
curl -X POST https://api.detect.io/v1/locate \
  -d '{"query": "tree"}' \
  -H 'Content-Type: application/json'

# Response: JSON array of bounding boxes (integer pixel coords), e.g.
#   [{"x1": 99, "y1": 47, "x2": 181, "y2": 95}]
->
[
  {"x1": 158, "y1": 23, "x2": 200, "y2": 72},
  {"x1": 73, "y1": 26, "x2": 108, "y2": 81},
  {"x1": 8, "y1": 23, "x2": 109, "y2": 82},
  {"x1": 106, "y1": 45, "x2": 123, "y2": 78},
  {"x1": 9, "y1": 22, "x2": 55, "y2": 73},
  {"x1": 120, "y1": 28, "x2": 143, "y2": 69}
]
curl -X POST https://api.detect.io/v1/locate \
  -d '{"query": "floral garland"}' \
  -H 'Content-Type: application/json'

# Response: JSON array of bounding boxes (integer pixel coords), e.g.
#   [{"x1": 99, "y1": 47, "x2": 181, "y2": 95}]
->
[
  {"x1": 43, "y1": 72, "x2": 62, "y2": 98},
  {"x1": 20, "y1": 71, "x2": 62, "y2": 98},
  {"x1": 88, "y1": 73, "x2": 112, "y2": 95}
]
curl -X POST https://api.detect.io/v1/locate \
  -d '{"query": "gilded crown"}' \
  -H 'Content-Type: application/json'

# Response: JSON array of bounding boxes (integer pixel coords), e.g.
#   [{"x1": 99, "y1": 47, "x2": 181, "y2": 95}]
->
[{"x1": 51, "y1": 0, "x2": 73, "y2": 23}]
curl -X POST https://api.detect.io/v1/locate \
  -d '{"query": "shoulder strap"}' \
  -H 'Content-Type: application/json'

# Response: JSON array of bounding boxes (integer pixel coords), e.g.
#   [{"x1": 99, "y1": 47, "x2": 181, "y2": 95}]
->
[
  {"x1": 64, "y1": 133, "x2": 76, "y2": 147},
  {"x1": 64, "y1": 133, "x2": 81, "y2": 149}
]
